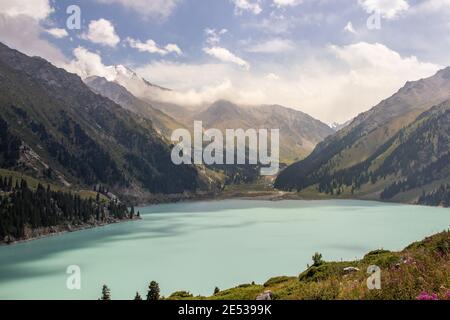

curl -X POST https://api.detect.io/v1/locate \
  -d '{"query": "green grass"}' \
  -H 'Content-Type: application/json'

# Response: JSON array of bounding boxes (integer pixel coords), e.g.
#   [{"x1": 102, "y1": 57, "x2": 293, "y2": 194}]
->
[
  {"x1": 0, "y1": 168, "x2": 108, "y2": 201},
  {"x1": 0, "y1": 168, "x2": 51, "y2": 191},
  {"x1": 167, "y1": 231, "x2": 450, "y2": 300}
]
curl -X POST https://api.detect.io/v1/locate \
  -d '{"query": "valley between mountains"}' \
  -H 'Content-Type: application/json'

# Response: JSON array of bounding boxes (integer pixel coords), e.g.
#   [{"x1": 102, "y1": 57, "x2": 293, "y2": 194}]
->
[{"x1": 0, "y1": 41, "x2": 449, "y2": 243}]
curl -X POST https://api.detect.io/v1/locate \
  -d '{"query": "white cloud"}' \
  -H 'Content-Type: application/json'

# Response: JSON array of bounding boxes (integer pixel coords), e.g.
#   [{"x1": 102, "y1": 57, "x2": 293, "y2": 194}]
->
[
  {"x1": 134, "y1": 42, "x2": 439, "y2": 124},
  {"x1": 155, "y1": 79, "x2": 236, "y2": 107},
  {"x1": 205, "y1": 28, "x2": 228, "y2": 46},
  {"x1": 410, "y1": 0, "x2": 450, "y2": 13},
  {"x1": 246, "y1": 18, "x2": 292, "y2": 35},
  {"x1": 0, "y1": 0, "x2": 53, "y2": 20},
  {"x1": 358, "y1": 0, "x2": 409, "y2": 19},
  {"x1": 126, "y1": 38, "x2": 182, "y2": 56},
  {"x1": 246, "y1": 38, "x2": 295, "y2": 53},
  {"x1": 82, "y1": 19, "x2": 120, "y2": 47},
  {"x1": 273, "y1": 0, "x2": 303, "y2": 7},
  {"x1": 203, "y1": 47, "x2": 250, "y2": 70},
  {"x1": 45, "y1": 28, "x2": 69, "y2": 39},
  {"x1": 344, "y1": 21, "x2": 357, "y2": 34},
  {"x1": 298, "y1": 42, "x2": 439, "y2": 122},
  {"x1": 137, "y1": 62, "x2": 234, "y2": 91},
  {"x1": 265, "y1": 73, "x2": 280, "y2": 80},
  {"x1": 165, "y1": 44, "x2": 183, "y2": 55},
  {"x1": 96, "y1": 0, "x2": 179, "y2": 19},
  {"x1": 231, "y1": 0, "x2": 262, "y2": 15},
  {"x1": 64, "y1": 47, "x2": 116, "y2": 80},
  {"x1": 136, "y1": 62, "x2": 259, "y2": 106},
  {"x1": 127, "y1": 38, "x2": 166, "y2": 55},
  {"x1": 329, "y1": 42, "x2": 436, "y2": 74},
  {"x1": 0, "y1": 0, "x2": 68, "y2": 65}
]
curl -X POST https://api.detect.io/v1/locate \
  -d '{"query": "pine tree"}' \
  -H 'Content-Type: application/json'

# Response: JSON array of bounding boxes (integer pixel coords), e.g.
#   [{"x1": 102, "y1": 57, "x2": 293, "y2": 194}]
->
[
  {"x1": 146, "y1": 281, "x2": 160, "y2": 301},
  {"x1": 312, "y1": 252, "x2": 324, "y2": 267},
  {"x1": 101, "y1": 285, "x2": 111, "y2": 300},
  {"x1": 134, "y1": 292, "x2": 142, "y2": 300},
  {"x1": 214, "y1": 287, "x2": 220, "y2": 295},
  {"x1": 0, "y1": 178, "x2": 130, "y2": 241}
]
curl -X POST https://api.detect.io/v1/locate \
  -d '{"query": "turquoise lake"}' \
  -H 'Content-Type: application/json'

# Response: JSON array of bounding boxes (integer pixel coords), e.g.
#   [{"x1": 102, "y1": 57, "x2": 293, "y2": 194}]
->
[{"x1": 0, "y1": 200, "x2": 448, "y2": 300}]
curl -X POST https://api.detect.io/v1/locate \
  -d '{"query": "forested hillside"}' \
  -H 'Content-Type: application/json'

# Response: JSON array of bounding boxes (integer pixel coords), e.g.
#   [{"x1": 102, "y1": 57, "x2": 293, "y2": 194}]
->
[
  {"x1": 0, "y1": 178, "x2": 132, "y2": 243},
  {"x1": 0, "y1": 42, "x2": 203, "y2": 196},
  {"x1": 275, "y1": 67, "x2": 450, "y2": 205}
]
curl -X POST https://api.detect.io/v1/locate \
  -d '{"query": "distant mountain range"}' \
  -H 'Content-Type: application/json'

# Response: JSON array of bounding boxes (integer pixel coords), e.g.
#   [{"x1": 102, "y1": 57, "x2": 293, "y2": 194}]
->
[
  {"x1": 190, "y1": 100, "x2": 334, "y2": 163},
  {"x1": 0, "y1": 41, "x2": 332, "y2": 201},
  {"x1": 86, "y1": 68, "x2": 334, "y2": 164},
  {"x1": 276, "y1": 67, "x2": 450, "y2": 205},
  {"x1": 0, "y1": 42, "x2": 213, "y2": 200},
  {"x1": 2, "y1": 41, "x2": 448, "y2": 207}
]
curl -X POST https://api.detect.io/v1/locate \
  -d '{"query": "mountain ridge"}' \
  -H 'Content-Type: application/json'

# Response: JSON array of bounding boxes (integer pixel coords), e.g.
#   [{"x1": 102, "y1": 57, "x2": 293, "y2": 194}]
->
[
  {"x1": 85, "y1": 75, "x2": 184, "y2": 139},
  {"x1": 0, "y1": 42, "x2": 206, "y2": 198},
  {"x1": 191, "y1": 100, "x2": 334, "y2": 163},
  {"x1": 275, "y1": 66, "x2": 450, "y2": 204}
]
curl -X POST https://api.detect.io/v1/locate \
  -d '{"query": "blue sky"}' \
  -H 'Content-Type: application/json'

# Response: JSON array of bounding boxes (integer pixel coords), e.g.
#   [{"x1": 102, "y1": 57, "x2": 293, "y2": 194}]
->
[
  {"x1": 0, "y1": 0, "x2": 449, "y2": 123},
  {"x1": 43, "y1": 0, "x2": 450, "y2": 66}
]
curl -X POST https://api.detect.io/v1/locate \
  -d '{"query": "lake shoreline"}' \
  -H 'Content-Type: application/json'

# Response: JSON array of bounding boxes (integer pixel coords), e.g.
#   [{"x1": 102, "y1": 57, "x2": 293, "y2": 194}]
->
[
  {"x1": 0, "y1": 190, "x2": 332, "y2": 246},
  {"x1": 0, "y1": 216, "x2": 142, "y2": 246},
  {"x1": 3, "y1": 190, "x2": 445, "y2": 246},
  {"x1": 134, "y1": 189, "x2": 407, "y2": 207},
  {"x1": 1, "y1": 199, "x2": 448, "y2": 299},
  {"x1": 154, "y1": 187, "x2": 448, "y2": 209}
]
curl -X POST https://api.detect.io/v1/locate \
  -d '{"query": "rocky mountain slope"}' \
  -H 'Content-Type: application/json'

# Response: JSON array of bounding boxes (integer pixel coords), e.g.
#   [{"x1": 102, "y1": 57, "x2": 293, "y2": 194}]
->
[
  {"x1": 104, "y1": 65, "x2": 194, "y2": 121},
  {"x1": 99, "y1": 66, "x2": 333, "y2": 164},
  {"x1": 192, "y1": 100, "x2": 334, "y2": 163},
  {"x1": 85, "y1": 76, "x2": 184, "y2": 139},
  {"x1": 275, "y1": 67, "x2": 450, "y2": 204},
  {"x1": 0, "y1": 42, "x2": 207, "y2": 198}
]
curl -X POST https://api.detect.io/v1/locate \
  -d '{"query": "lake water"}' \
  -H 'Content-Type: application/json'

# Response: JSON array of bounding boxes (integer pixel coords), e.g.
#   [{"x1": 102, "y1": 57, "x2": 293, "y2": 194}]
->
[{"x1": 0, "y1": 200, "x2": 448, "y2": 300}]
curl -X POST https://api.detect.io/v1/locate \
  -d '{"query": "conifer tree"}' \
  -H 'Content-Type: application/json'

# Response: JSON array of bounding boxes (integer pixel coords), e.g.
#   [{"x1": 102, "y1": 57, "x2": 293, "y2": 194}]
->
[
  {"x1": 146, "y1": 281, "x2": 160, "y2": 301},
  {"x1": 312, "y1": 252, "x2": 324, "y2": 267},
  {"x1": 101, "y1": 285, "x2": 111, "y2": 300}
]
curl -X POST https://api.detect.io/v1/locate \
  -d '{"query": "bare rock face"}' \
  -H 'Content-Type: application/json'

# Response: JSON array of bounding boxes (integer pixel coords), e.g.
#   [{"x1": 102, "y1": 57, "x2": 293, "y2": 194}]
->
[
  {"x1": 256, "y1": 290, "x2": 273, "y2": 301},
  {"x1": 343, "y1": 267, "x2": 360, "y2": 274}
]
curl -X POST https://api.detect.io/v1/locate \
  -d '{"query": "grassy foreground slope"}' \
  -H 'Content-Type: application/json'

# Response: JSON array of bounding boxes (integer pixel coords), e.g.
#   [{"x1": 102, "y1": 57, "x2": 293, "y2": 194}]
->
[{"x1": 169, "y1": 231, "x2": 450, "y2": 300}]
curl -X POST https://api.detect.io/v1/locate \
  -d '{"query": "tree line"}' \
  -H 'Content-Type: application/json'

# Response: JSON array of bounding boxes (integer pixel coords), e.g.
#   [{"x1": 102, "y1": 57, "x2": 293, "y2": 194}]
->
[
  {"x1": 99, "y1": 281, "x2": 222, "y2": 300},
  {"x1": 100, "y1": 281, "x2": 160, "y2": 301},
  {"x1": 417, "y1": 184, "x2": 450, "y2": 207},
  {"x1": 0, "y1": 178, "x2": 132, "y2": 242}
]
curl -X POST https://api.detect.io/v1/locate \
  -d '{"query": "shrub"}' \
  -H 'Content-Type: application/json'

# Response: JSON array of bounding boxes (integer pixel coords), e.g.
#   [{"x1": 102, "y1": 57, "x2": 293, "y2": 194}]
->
[
  {"x1": 264, "y1": 276, "x2": 292, "y2": 287},
  {"x1": 169, "y1": 291, "x2": 194, "y2": 299}
]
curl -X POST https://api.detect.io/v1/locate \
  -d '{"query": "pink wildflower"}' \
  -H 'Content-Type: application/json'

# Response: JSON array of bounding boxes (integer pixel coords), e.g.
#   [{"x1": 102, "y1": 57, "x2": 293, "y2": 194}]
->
[{"x1": 417, "y1": 292, "x2": 439, "y2": 301}]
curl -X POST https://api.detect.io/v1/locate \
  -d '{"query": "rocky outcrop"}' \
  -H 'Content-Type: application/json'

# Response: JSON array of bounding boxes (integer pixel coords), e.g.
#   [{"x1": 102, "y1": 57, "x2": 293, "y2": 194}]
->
[{"x1": 256, "y1": 290, "x2": 273, "y2": 300}]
